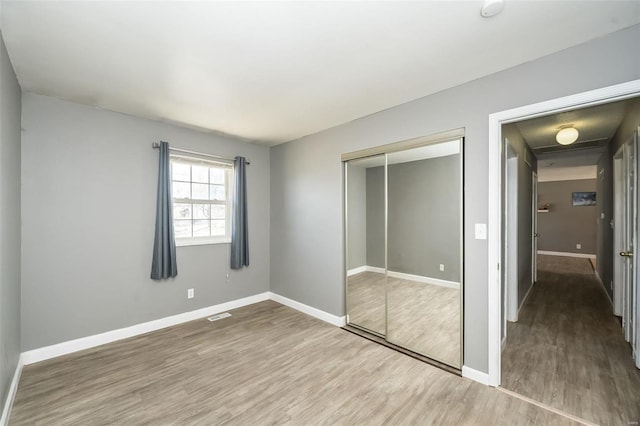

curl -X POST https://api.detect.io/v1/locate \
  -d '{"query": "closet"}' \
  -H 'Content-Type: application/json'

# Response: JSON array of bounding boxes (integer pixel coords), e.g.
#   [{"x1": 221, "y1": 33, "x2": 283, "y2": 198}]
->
[{"x1": 344, "y1": 131, "x2": 464, "y2": 369}]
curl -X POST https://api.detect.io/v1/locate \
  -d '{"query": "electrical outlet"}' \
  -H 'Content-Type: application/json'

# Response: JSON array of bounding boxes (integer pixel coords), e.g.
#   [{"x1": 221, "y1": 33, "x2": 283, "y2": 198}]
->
[
  {"x1": 226, "y1": 272, "x2": 230, "y2": 284},
  {"x1": 439, "y1": 264, "x2": 445, "y2": 271},
  {"x1": 187, "y1": 288, "x2": 194, "y2": 299},
  {"x1": 576, "y1": 243, "x2": 581, "y2": 250}
]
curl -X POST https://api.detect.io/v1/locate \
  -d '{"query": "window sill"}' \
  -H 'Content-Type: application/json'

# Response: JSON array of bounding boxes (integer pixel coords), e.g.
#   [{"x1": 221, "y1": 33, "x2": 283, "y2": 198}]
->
[{"x1": 176, "y1": 238, "x2": 231, "y2": 247}]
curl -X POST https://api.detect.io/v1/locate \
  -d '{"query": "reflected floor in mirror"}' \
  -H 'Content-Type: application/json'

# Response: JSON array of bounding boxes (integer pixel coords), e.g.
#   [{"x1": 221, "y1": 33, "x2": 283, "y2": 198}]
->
[
  {"x1": 387, "y1": 277, "x2": 460, "y2": 367},
  {"x1": 347, "y1": 271, "x2": 386, "y2": 335}
]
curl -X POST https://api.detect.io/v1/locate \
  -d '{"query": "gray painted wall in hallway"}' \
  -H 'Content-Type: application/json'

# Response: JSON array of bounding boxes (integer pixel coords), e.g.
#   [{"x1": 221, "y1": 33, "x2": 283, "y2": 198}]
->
[
  {"x1": 269, "y1": 25, "x2": 640, "y2": 374},
  {"x1": 537, "y1": 179, "x2": 598, "y2": 255},
  {"x1": 21, "y1": 93, "x2": 270, "y2": 351},
  {"x1": 0, "y1": 30, "x2": 22, "y2": 416}
]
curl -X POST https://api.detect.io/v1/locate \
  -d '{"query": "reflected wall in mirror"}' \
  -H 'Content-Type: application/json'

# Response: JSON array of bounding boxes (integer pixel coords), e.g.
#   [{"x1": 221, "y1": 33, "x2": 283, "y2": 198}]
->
[
  {"x1": 344, "y1": 136, "x2": 464, "y2": 369},
  {"x1": 385, "y1": 140, "x2": 462, "y2": 367},
  {"x1": 346, "y1": 155, "x2": 386, "y2": 335}
]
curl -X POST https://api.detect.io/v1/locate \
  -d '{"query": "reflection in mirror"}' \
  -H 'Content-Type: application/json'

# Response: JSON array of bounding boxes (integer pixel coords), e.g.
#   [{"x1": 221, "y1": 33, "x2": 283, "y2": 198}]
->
[
  {"x1": 385, "y1": 139, "x2": 462, "y2": 367},
  {"x1": 346, "y1": 155, "x2": 386, "y2": 335}
]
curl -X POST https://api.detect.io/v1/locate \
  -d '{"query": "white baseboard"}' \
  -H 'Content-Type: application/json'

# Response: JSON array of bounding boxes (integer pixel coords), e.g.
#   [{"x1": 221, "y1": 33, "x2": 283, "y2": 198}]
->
[
  {"x1": 347, "y1": 267, "x2": 459, "y2": 290},
  {"x1": 462, "y1": 365, "x2": 490, "y2": 386},
  {"x1": 21, "y1": 291, "x2": 348, "y2": 366},
  {"x1": 268, "y1": 292, "x2": 346, "y2": 327},
  {"x1": 22, "y1": 292, "x2": 270, "y2": 365},
  {"x1": 0, "y1": 354, "x2": 23, "y2": 426},
  {"x1": 594, "y1": 271, "x2": 614, "y2": 307},
  {"x1": 537, "y1": 250, "x2": 596, "y2": 259},
  {"x1": 517, "y1": 281, "x2": 535, "y2": 319},
  {"x1": 347, "y1": 265, "x2": 367, "y2": 276},
  {"x1": 347, "y1": 265, "x2": 386, "y2": 276},
  {"x1": 387, "y1": 271, "x2": 460, "y2": 289}
]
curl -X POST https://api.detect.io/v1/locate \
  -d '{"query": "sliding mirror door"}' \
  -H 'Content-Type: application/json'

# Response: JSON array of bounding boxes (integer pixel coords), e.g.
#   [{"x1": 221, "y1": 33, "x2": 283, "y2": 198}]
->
[
  {"x1": 385, "y1": 139, "x2": 463, "y2": 367},
  {"x1": 346, "y1": 155, "x2": 386, "y2": 335}
]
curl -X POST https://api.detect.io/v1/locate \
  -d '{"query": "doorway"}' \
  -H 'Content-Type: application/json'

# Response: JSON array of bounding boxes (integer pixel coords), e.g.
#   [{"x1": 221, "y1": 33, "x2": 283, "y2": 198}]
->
[{"x1": 489, "y1": 81, "x2": 640, "y2": 425}]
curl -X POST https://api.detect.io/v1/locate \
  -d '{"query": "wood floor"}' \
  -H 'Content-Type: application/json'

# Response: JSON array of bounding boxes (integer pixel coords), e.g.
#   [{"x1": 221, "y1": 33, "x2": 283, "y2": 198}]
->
[
  {"x1": 11, "y1": 301, "x2": 580, "y2": 425},
  {"x1": 347, "y1": 271, "x2": 461, "y2": 366},
  {"x1": 501, "y1": 255, "x2": 640, "y2": 426},
  {"x1": 387, "y1": 277, "x2": 460, "y2": 367}
]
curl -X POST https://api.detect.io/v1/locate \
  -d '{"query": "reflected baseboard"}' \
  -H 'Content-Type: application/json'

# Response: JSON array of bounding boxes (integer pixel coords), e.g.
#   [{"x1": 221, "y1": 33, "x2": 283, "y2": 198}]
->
[{"x1": 342, "y1": 324, "x2": 461, "y2": 376}]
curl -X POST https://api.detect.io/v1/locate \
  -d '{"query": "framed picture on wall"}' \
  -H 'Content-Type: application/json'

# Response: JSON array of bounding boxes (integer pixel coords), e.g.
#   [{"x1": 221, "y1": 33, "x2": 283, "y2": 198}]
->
[{"x1": 572, "y1": 191, "x2": 596, "y2": 206}]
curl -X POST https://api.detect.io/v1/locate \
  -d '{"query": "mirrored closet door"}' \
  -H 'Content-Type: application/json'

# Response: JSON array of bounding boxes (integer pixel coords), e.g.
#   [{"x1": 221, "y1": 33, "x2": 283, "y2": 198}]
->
[
  {"x1": 345, "y1": 155, "x2": 386, "y2": 336},
  {"x1": 344, "y1": 135, "x2": 463, "y2": 369}
]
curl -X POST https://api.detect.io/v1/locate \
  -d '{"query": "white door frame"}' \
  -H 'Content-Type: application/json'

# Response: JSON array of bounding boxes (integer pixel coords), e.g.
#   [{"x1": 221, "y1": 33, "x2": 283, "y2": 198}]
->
[
  {"x1": 487, "y1": 79, "x2": 640, "y2": 387},
  {"x1": 505, "y1": 144, "x2": 519, "y2": 324},
  {"x1": 636, "y1": 127, "x2": 640, "y2": 368}
]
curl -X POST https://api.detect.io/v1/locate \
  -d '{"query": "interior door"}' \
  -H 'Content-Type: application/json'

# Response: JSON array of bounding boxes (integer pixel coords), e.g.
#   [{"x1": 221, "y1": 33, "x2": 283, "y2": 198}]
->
[
  {"x1": 620, "y1": 130, "x2": 638, "y2": 363},
  {"x1": 629, "y1": 130, "x2": 639, "y2": 365},
  {"x1": 345, "y1": 154, "x2": 387, "y2": 336},
  {"x1": 635, "y1": 128, "x2": 640, "y2": 368},
  {"x1": 532, "y1": 171, "x2": 538, "y2": 284},
  {"x1": 385, "y1": 139, "x2": 463, "y2": 368}
]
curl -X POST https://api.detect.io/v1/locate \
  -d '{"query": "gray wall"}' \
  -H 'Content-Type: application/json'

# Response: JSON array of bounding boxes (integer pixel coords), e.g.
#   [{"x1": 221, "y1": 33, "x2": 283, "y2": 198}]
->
[
  {"x1": 537, "y1": 179, "x2": 598, "y2": 254},
  {"x1": 0, "y1": 31, "x2": 22, "y2": 414},
  {"x1": 387, "y1": 155, "x2": 461, "y2": 281},
  {"x1": 366, "y1": 167, "x2": 385, "y2": 269},
  {"x1": 502, "y1": 125, "x2": 537, "y2": 307},
  {"x1": 21, "y1": 93, "x2": 270, "y2": 351},
  {"x1": 346, "y1": 164, "x2": 366, "y2": 270},
  {"x1": 269, "y1": 25, "x2": 640, "y2": 374}
]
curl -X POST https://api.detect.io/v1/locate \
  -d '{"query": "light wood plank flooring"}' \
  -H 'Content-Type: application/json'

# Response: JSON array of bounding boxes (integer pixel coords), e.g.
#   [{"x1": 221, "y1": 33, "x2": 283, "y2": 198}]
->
[
  {"x1": 347, "y1": 271, "x2": 386, "y2": 334},
  {"x1": 387, "y1": 277, "x2": 460, "y2": 367},
  {"x1": 10, "y1": 300, "x2": 580, "y2": 425},
  {"x1": 347, "y1": 271, "x2": 461, "y2": 366},
  {"x1": 501, "y1": 255, "x2": 640, "y2": 426}
]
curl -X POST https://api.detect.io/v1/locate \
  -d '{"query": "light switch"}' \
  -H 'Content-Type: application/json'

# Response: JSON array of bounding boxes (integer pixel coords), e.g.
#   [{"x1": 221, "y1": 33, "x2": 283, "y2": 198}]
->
[
  {"x1": 601, "y1": 213, "x2": 605, "y2": 219},
  {"x1": 475, "y1": 223, "x2": 487, "y2": 240}
]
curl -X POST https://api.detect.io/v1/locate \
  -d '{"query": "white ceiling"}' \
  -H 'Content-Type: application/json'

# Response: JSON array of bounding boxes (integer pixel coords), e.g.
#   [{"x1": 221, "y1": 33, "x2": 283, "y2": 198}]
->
[
  {"x1": 1, "y1": 1, "x2": 639, "y2": 145},
  {"x1": 515, "y1": 101, "x2": 631, "y2": 151}
]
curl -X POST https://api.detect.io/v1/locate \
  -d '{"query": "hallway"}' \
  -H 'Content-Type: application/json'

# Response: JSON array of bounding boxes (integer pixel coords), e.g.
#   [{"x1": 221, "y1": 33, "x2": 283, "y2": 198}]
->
[{"x1": 501, "y1": 254, "x2": 640, "y2": 426}]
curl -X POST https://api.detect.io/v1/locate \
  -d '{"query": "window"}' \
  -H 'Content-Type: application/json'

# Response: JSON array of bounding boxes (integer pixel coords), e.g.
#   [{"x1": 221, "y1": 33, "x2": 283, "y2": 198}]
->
[{"x1": 170, "y1": 154, "x2": 233, "y2": 246}]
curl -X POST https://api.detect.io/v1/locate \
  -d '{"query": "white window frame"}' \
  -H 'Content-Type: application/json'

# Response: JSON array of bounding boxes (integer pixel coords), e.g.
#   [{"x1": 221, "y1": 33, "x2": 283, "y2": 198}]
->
[{"x1": 170, "y1": 154, "x2": 234, "y2": 246}]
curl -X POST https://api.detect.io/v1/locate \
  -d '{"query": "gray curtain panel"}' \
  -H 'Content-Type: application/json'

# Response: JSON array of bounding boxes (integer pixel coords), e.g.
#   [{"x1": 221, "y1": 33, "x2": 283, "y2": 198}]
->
[
  {"x1": 231, "y1": 156, "x2": 249, "y2": 269},
  {"x1": 151, "y1": 141, "x2": 178, "y2": 280}
]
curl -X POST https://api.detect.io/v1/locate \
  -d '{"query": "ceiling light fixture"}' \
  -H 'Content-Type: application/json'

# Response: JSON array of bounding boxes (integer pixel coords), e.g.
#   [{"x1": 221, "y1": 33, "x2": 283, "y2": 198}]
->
[
  {"x1": 556, "y1": 127, "x2": 579, "y2": 145},
  {"x1": 480, "y1": 0, "x2": 505, "y2": 18}
]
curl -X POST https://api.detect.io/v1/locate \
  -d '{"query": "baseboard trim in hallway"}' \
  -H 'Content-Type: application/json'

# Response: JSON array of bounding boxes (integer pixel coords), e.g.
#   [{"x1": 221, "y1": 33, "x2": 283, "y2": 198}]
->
[
  {"x1": 497, "y1": 387, "x2": 598, "y2": 426},
  {"x1": 0, "y1": 355, "x2": 23, "y2": 426},
  {"x1": 537, "y1": 250, "x2": 596, "y2": 259}
]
